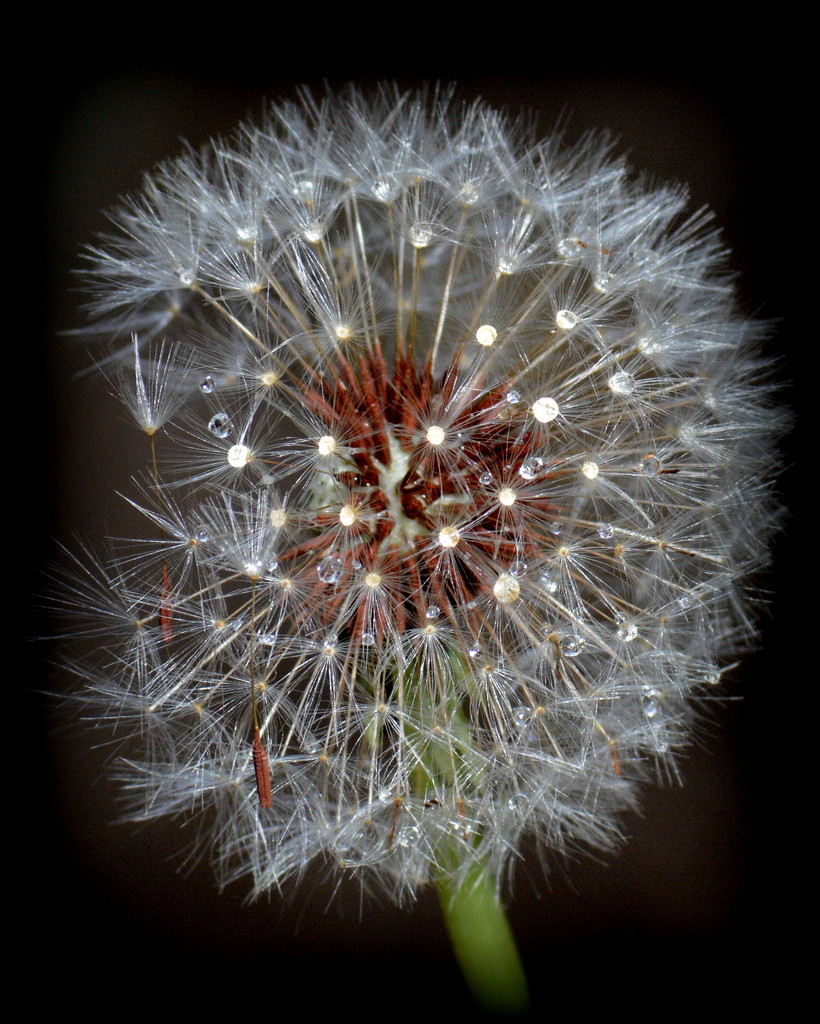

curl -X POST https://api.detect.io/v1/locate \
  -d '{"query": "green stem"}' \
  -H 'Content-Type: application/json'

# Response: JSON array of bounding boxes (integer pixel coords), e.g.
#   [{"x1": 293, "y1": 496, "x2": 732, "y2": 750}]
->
[{"x1": 437, "y1": 858, "x2": 530, "y2": 1016}]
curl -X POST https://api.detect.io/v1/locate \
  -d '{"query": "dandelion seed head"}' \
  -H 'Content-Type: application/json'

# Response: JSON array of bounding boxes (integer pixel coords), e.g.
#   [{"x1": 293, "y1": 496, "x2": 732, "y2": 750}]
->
[{"x1": 63, "y1": 83, "x2": 785, "y2": 906}]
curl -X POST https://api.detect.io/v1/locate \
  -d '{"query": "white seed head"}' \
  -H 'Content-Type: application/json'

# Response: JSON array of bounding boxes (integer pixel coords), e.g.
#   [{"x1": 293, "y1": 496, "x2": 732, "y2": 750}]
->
[{"x1": 64, "y1": 84, "x2": 784, "y2": 911}]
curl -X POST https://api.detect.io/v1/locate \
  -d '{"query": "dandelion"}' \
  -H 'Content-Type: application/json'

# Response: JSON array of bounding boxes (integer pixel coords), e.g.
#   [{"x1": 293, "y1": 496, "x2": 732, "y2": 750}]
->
[{"x1": 63, "y1": 84, "x2": 783, "y2": 1013}]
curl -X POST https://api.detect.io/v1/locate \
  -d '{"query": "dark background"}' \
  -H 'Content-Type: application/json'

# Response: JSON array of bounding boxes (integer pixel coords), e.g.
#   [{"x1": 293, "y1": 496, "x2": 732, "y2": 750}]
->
[{"x1": 26, "y1": 25, "x2": 799, "y2": 1018}]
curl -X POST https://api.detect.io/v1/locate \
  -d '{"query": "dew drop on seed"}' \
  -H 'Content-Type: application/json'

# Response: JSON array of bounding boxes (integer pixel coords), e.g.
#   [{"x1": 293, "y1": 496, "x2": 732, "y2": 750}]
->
[
  {"x1": 425, "y1": 605, "x2": 440, "y2": 620},
  {"x1": 194, "y1": 528, "x2": 210, "y2": 543},
  {"x1": 608, "y1": 371, "x2": 634, "y2": 395},
  {"x1": 616, "y1": 623, "x2": 638, "y2": 642},
  {"x1": 532, "y1": 396, "x2": 560, "y2": 423},
  {"x1": 561, "y1": 635, "x2": 586, "y2": 657},
  {"x1": 475, "y1": 324, "x2": 497, "y2": 346},
  {"x1": 581, "y1": 461, "x2": 599, "y2": 480},
  {"x1": 498, "y1": 487, "x2": 516, "y2": 506},
  {"x1": 409, "y1": 223, "x2": 433, "y2": 248},
  {"x1": 557, "y1": 237, "x2": 580, "y2": 259},
  {"x1": 509, "y1": 559, "x2": 528, "y2": 578},
  {"x1": 638, "y1": 454, "x2": 661, "y2": 476},
  {"x1": 227, "y1": 444, "x2": 252, "y2": 468},
  {"x1": 438, "y1": 526, "x2": 461, "y2": 548},
  {"x1": 199, "y1": 375, "x2": 215, "y2": 394},
  {"x1": 361, "y1": 631, "x2": 376, "y2": 647},
  {"x1": 593, "y1": 272, "x2": 615, "y2": 293},
  {"x1": 597, "y1": 522, "x2": 614, "y2": 539},
  {"x1": 469, "y1": 644, "x2": 483, "y2": 659},
  {"x1": 303, "y1": 220, "x2": 324, "y2": 243},
  {"x1": 555, "y1": 309, "x2": 578, "y2": 330},
  {"x1": 317, "y1": 556, "x2": 343, "y2": 583},
  {"x1": 493, "y1": 573, "x2": 521, "y2": 604},
  {"x1": 505, "y1": 389, "x2": 521, "y2": 405},
  {"x1": 257, "y1": 633, "x2": 277, "y2": 646},
  {"x1": 479, "y1": 471, "x2": 494, "y2": 486},
  {"x1": 208, "y1": 413, "x2": 233, "y2": 438},
  {"x1": 519, "y1": 457, "x2": 544, "y2": 481}
]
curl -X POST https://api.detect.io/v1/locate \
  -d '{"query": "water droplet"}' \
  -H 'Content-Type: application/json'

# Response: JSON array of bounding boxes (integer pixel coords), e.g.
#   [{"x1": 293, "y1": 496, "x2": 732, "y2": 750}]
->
[
  {"x1": 532, "y1": 396, "x2": 559, "y2": 423},
  {"x1": 194, "y1": 528, "x2": 210, "y2": 543},
  {"x1": 438, "y1": 526, "x2": 461, "y2": 548},
  {"x1": 208, "y1": 413, "x2": 233, "y2": 438},
  {"x1": 244, "y1": 560, "x2": 263, "y2": 578},
  {"x1": 317, "y1": 556, "x2": 343, "y2": 583},
  {"x1": 409, "y1": 222, "x2": 433, "y2": 248},
  {"x1": 642, "y1": 686, "x2": 660, "y2": 718},
  {"x1": 497, "y1": 487, "x2": 516, "y2": 507},
  {"x1": 581, "y1": 460, "x2": 599, "y2": 480},
  {"x1": 561, "y1": 635, "x2": 586, "y2": 657},
  {"x1": 227, "y1": 443, "x2": 252, "y2": 467},
  {"x1": 361, "y1": 631, "x2": 376, "y2": 647},
  {"x1": 302, "y1": 220, "x2": 324, "y2": 243},
  {"x1": 638, "y1": 454, "x2": 661, "y2": 476},
  {"x1": 498, "y1": 255, "x2": 520, "y2": 274},
  {"x1": 616, "y1": 623, "x2": 638, "y2": 642},
  {"x1": 557, "y1": 237, "x2": 581, "y2": 259},
  {"x1": 555, "y1": 309, "x2": 578, "y2": 330},
  {"x1": 425, "y1": 605, "x2": 440, "y2": 620},
  {"x1": 292, "y1": 178, "x2": 314, "y2": 200},
  {"x1": 479, "y1": 471, "x2": 494, "y2": 487},
  {"x1": 475, "y1": 324, "x2": 497, "y2": 346},
  {"x1": 397, "y1": 824, "x2": 420, "y2": 847},
  {"x1": 518, "y1": 457, "x2": 545, "y2": 481},
  {"x1": 593, "y1": 272, "x2": 615, "y2": 293},
  {"x1": 199, "y1": 375, "x2": 215, "y2": 394},
  {"x1": 257, "y1": 633, "x2": 277, "y2": 646},
  {"x1": 505, "y1": 389, "x2": 521, "y2": 404},
  {"x1": 493, "y1": 573, "x2": 521, "y2": 604},
  {"x1": 597, "y1": 522, "x2": 614, "y2": 539},
  {"x1": 608, "y1": 370, "x2": 634, "y2": 395},
  {"x1": 540, "y1": 572, "x2": 559, "y2": 594},
  {"x1": 511, "y1": 706, "x2": 533, "y2": 728},
  {"x1": 469, "y1": 644, "x2": 483, "y2": 659},
  {"x1": 509, "y1": 559, "x2": 528, "y2": 578}
]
